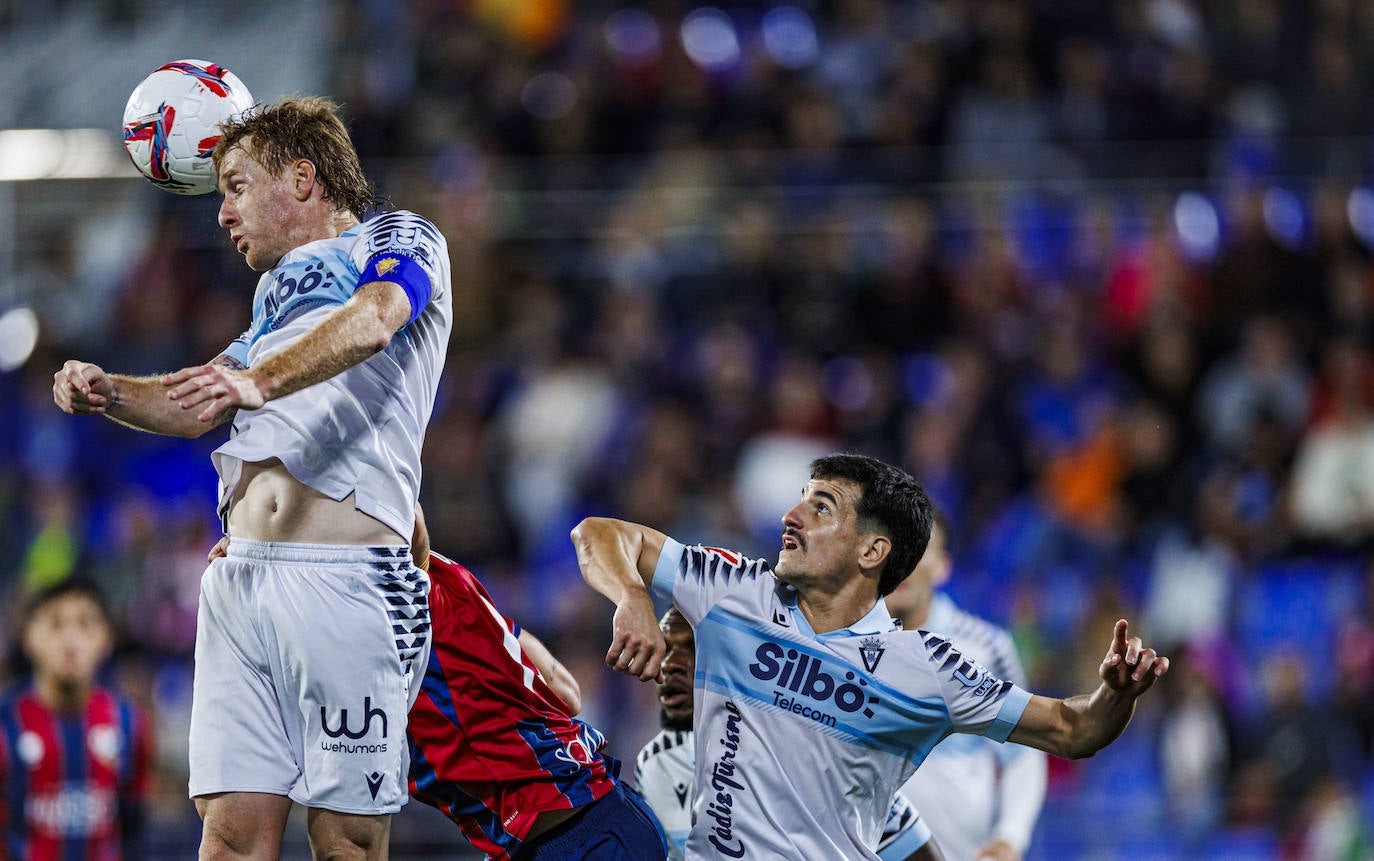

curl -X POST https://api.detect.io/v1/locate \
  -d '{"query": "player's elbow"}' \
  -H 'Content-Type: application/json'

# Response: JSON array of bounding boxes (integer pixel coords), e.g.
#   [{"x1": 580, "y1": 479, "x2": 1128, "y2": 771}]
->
[
  {"x1": 570, "y1": 516, "x2": 611, "y2": 547},
  {"x1": 1060, "y1": 739, "x2": 1101, "y2": 760},
  {"x1": 366, "y1": 316, "x2": 394, "y2": 354},
  {"x1": 556, "y1": 673, "x2": 583, "y2": 715}
]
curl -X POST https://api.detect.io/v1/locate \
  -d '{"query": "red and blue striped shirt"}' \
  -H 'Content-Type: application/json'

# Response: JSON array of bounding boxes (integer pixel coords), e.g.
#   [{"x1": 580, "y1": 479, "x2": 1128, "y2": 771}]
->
[
  {"x1": 0, "y1": 686, "x2": 151, "y2": 861},
  {"x1": 407, "y1": 553, "x2": 619, "y2": 861}
]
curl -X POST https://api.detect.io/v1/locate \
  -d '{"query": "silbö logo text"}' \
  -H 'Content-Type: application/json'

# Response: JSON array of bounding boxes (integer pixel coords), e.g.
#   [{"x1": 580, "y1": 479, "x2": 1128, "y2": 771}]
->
[{"x1": 748, "y1": 642, "x2": 879, "y2": 726}]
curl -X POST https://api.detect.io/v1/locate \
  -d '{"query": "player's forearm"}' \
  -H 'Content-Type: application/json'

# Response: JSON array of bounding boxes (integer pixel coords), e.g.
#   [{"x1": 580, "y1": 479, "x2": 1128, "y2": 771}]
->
[
  {"x1": 993, "y1": 748, "x2": 1047, "y2": 849},
  {"x1": 1055, "y1": 685, "x2": 1136, "y2": 759},
  {"x1": 248, "y1": 281, "x2": 408, "y2": 403},
  {"x1": 571, "y1": 517, "x2": 660, "y2": 601},
  {"x1": 107, "y1": 374, "x2": 230, "y2": 437},
  {"x1": 518, "y1": 629, "x2": 582, "y2": 714}
]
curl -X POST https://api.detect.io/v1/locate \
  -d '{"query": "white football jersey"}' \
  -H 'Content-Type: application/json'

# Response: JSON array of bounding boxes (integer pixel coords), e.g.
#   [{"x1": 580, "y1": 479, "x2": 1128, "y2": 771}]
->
[
  {"x1": 636, "y1": 728, "x2": 932, "y2": 861},
  {"x1": 651, "y1": 539, "x2": 1031, "y2": 860},
  {"x1": 635, "y1": 728, "x2": 694, "y2": 860},
  {"x1": 899, "y1": 593, "x2": 1047, "y2": 861},
  {"x1": 213, "y1": 210, "x2": 452, "y2": 539}
]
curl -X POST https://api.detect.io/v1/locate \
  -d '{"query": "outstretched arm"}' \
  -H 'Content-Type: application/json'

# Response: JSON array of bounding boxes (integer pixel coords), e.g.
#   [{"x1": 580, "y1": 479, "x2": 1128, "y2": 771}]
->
[
  {"x1": 1008, "y1": 620, "x2": 1169, "y2": 760},
  {"x1": 570, "y1": 517, "x2": 669, "y2": 683},
  {"x1": 54, "y1": 354, "x2": 243, "y2": 438},
  {"x1": 163, "y1": 279, "x2": 411, "y2": 422},
  {"x1": 518, "y1": 629, "x2": 582, "y2": 714}
]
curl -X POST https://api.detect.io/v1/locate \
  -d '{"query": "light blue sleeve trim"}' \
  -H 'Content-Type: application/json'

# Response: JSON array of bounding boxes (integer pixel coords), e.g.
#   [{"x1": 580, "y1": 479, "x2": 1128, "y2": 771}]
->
[
  {"x1": 221, "y1": 333, "x2": 251, "y2": 367},
  {"x1": 878, "y1": 813, "x2": 932, "y2": 861},
  {"x1": 986, "y1": 685, "x2": 1033, "y2": 743},
  {"x1": 650, "y1": 537, "x2": 685, "y2": 615}
]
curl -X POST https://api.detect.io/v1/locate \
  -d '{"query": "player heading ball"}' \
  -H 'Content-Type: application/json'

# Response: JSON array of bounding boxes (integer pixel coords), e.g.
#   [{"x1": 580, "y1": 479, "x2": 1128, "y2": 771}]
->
[{"x1": 55, "y1": 95, "x2": 452, "y2": 859}]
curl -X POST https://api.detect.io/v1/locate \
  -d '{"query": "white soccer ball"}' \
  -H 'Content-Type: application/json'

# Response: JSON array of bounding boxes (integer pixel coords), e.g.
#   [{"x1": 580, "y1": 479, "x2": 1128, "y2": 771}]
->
[{"x1": 122, "y1": 59, "x2": 255, "y2": 196}]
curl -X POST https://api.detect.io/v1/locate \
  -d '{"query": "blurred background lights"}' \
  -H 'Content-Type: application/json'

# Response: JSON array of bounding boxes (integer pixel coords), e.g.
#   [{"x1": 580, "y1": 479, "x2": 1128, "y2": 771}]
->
[
  {"x1": 680, "y1": 8, "x2": 741, "y2": 73},
  {"x1": 761, "y1": 6, "x2": 820, "y2": 69},
  {"x1": 0, "y1": 129, "x2": 127, "y2": 180},
  {"x1": 1262, "y1": 187, "x2": 1304, "y2": 249},
  {"x1": 521, "y1": 72, "x2": 579, "y2": 121},
  {"x1": 821, "y1": 356, "x2": 874, "y2": 412},
  {"x1": 1173, "y1": 191, "x2": 1221, "y2": 261},
  {"x1": 0, "y1": 307, "x2": 39, "y2": 371},
  {"x1": 604, "y1": 8, "x2": 662, "y2": 65},
  {"x1": 1347, "y1": 187, "x2": 1374, "y2": 247}
]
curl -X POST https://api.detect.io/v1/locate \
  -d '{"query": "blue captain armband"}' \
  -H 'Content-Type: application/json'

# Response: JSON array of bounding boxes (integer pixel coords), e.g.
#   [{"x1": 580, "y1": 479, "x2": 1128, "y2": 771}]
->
[{"x1": 359, "y1": 251, "x2": 432, "y2": 325}]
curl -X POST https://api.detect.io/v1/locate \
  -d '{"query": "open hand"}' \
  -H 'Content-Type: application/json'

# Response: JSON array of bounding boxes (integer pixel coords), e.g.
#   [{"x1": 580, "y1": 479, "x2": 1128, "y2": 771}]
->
[
  {"x1": 164, "y1": 364, "x2": 265, "y2": 422},
  {"x1": 1100, "y1": 619, "x2": 1169, "y2": 696}
]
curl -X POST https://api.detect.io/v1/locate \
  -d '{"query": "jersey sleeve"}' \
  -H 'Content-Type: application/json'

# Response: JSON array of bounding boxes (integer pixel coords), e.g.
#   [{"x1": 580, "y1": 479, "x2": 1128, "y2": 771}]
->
[
  {"x1": 651, "y1": 538, "x2": 775, "y2": 626},
  {"x1": 876, "y1": 793, "x2": 932, "y2": 860},
  {"x1": 351, "y1": 211, "x2": 449, "y2": 326},
  {"x1": 920, "y1": 632, "x2": 1031, "y2": 741},
  {"x1": 220, "y1": 329, "x2": 252, "y2": 368}
]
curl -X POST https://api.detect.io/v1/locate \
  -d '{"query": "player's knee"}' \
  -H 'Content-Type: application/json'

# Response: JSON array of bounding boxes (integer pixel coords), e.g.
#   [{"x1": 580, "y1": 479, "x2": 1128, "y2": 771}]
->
[
  {"x1": 308, "y1": 811, "x2": 389, "y2": 861},
  {"x1": 197, "y1": 793, "x2": 289, "y2": 859},
  {"x1": 199, "y1": 821, "x2": 263, "y2": 859}
]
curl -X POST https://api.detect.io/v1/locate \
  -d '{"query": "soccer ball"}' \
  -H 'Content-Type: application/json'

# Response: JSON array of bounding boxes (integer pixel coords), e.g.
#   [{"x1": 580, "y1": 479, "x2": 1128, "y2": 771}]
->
[{"x1": 122, "y1": 60, "x2": 255, "y2": 196}]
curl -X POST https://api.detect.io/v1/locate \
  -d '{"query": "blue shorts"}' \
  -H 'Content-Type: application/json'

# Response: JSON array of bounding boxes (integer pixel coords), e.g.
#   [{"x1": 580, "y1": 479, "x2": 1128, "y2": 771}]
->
[{"x1": 516, "y1": 782, "x2": 669, "y2": 860}]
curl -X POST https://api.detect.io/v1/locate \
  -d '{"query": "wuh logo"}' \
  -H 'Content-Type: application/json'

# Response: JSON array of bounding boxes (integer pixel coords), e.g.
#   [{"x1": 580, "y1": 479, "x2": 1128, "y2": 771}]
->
[
  {"x1": 322, "y1": 697, "x2": 388, "y2": 740},
  {"x1": 859, "y1": 636, "x2": 886, "y2": 673}
]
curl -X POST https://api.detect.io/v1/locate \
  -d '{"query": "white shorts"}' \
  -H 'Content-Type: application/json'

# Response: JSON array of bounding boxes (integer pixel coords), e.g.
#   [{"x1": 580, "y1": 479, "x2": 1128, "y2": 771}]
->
[{"x1": 188, "y1": 540, "x2": 430, "y2": 814}]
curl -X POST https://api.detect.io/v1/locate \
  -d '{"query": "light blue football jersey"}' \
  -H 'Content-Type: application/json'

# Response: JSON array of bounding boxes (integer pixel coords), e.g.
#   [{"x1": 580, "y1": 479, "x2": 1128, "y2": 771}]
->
[
  {"x1": 899, "y1": 593, "x2": 1047, "y2": 861},
  {"x1": 214, "y1": 210, "x2": 452, "y2": 539},
  {"x1": 636, "y1": 728, "x2": 932, "y2": 861},
  {"x1": 651, "y1": 539, "x2": 1031, "y2": 860}
]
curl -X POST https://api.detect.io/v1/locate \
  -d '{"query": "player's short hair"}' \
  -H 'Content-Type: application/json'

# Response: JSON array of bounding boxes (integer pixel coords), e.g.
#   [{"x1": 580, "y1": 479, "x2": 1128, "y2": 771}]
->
[
  {"x1": 809, "y1": 454, "x2": 933, "y2": 597},
  {"x1": 24, "y1": 579, "x2": 111, "y2": 626},
  {"x1": 212, "y1": 96, "x2": 382, "y2": 219}
]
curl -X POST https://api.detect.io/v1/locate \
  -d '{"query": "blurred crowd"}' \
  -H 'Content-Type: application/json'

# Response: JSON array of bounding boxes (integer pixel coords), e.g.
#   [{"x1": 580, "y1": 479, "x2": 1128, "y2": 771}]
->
[{"x1": 6, "y1": 0, "x2": 1374, "y2": 857}]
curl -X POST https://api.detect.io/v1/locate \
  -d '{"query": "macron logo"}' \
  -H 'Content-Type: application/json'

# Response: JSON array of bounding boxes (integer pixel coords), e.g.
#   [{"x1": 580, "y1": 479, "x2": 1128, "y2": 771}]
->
[{"x1": 365, "y1": 771, "x2": 384, "y2": 800}]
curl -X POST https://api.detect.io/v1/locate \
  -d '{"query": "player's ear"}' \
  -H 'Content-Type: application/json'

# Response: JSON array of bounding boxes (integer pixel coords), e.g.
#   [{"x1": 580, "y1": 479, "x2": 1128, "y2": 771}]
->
[
  {"x1": 290, "y1": 158, "x2": 317, "y2": 201},
  {"x1": 857, "y1": 533, "x2": 891, "y2": 573}
]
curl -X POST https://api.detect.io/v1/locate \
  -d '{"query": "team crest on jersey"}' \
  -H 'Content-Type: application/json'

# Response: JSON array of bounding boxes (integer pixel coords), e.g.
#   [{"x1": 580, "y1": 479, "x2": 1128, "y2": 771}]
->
[
  {"x1": 17, "y1": 730, "x2": 43, "y2": 766},
  {"x1": 88, "y1": 724, "x2": 121, "y2": 765},
  {"x1": 859, "y1": 636, "x2": 886, "y2": 673}
]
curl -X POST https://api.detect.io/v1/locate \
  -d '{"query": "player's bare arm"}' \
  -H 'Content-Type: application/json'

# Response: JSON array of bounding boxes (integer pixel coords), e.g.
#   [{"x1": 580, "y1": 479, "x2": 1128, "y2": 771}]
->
[
  {"x1": 54, "y1": 354, "x2": 243, "y2": 438},
  {"x1": 1008, "y1": 620, "x2": 1169, "y2": 760},
  {"x1": 517, "y1": 630, "x2": 582, "y2": 714},
  {"x1": 570, "y1": 517, "x2": 670, "y2": 683},
  {"x1": 164, "y1": 278, "x2": 412, "y2": 422}
]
